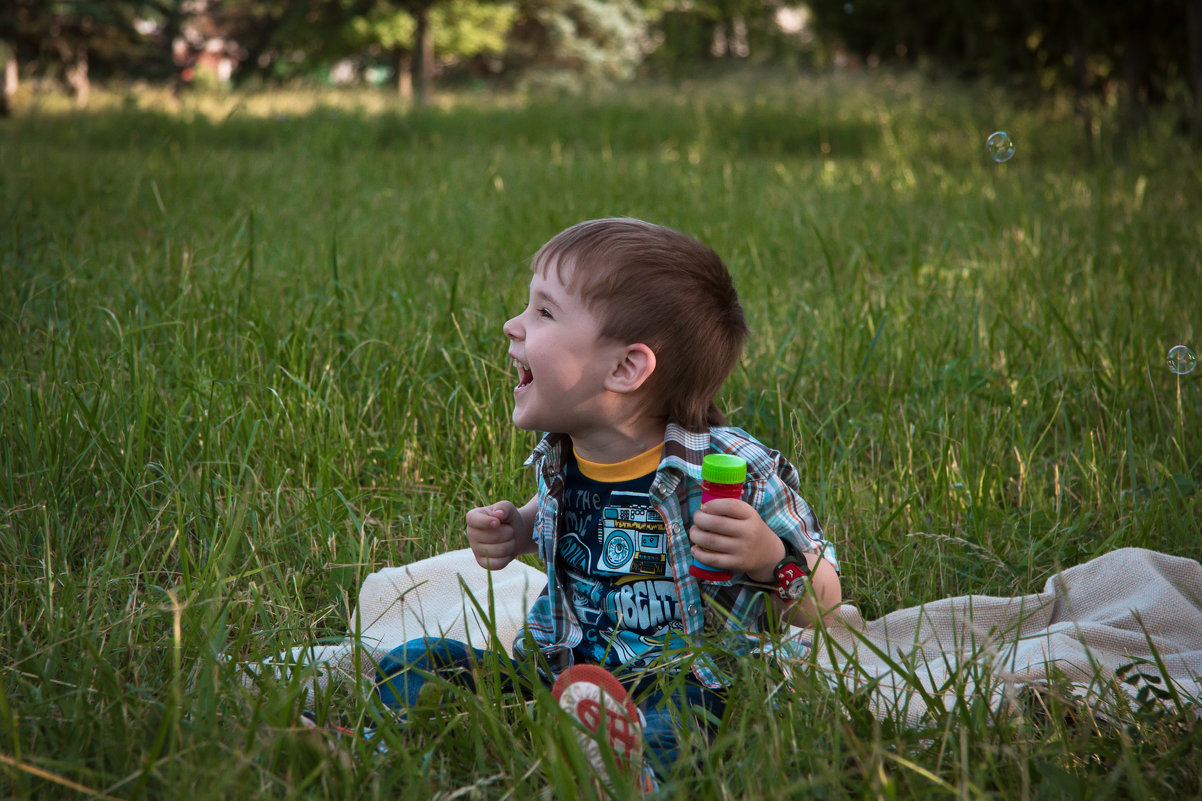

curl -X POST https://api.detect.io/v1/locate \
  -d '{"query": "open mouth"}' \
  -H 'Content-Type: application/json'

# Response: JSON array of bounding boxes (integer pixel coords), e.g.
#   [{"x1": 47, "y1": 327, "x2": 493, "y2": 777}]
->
[{"x1": 513, "y1": 359, "x2": 533, "y2": 390}]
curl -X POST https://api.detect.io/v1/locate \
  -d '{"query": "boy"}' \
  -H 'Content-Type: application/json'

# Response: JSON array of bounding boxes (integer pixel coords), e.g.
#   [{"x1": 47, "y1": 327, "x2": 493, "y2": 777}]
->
[{"x1": 379, "y1": 218, "x2": 840, "y2": 788}]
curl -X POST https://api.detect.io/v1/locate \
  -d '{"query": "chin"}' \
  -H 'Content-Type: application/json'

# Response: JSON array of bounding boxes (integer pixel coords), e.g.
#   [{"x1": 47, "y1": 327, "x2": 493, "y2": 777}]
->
[{"x1": 511, "y1": 410, "x2": 538, "y2": 432}]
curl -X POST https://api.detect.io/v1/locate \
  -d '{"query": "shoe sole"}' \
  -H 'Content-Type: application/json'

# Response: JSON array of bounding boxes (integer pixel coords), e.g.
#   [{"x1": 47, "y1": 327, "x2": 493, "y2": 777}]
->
[{"x1": 551, "y1": 664, "x2": 643, "y2": 771}]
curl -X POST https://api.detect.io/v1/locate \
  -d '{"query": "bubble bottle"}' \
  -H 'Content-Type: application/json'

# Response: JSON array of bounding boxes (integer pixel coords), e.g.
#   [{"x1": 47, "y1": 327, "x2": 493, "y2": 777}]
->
[{"x1": 689, "y1": 453, "x2": 747, "y2": 581}]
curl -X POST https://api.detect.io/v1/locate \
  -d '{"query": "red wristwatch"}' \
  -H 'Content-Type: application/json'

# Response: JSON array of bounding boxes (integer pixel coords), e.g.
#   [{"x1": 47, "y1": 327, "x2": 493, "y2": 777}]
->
[{"x1": 774, "y1": 545, "x2": 811, "y2": 601}]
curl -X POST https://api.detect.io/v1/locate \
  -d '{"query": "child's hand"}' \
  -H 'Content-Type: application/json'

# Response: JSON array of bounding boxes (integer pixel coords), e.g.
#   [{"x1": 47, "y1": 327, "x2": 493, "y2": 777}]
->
[
  {"x1": 689, "y1": 499, "x2": 785, "y2": 582},
  {"x1": 465, "y1": 501, "x2": 533, "y2": 570}
]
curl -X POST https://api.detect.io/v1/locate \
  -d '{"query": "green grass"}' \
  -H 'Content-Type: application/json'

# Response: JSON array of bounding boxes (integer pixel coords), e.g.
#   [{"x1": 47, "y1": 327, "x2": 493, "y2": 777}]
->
[{"x1": 1, "y1": 68, "x2": 1199, "y2": 799}]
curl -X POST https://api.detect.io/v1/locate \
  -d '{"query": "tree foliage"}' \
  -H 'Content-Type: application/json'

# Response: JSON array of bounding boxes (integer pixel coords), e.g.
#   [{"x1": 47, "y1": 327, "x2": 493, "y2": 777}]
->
[
  {"x1": 806, "y1": 0, "x2": 1201, "y2": 135},
  {"x1": 505, "y1": 0, "x2": 651, "y2": 90},
  {"x1": 345, "y1": 0, "x2": 515, "y2": 58},
  {"x1": 2, "y1": 0, "x2": 174, "y2": 103},
  {"x1": 12, "y1": 0, "x2": 1198, "y2": 142}
]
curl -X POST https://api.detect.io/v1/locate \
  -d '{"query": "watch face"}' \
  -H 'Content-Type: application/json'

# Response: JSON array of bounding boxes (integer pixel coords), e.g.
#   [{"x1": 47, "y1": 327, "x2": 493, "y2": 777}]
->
[{"x1": 776, "y1": 562, "x2": 809, "y2": 600}]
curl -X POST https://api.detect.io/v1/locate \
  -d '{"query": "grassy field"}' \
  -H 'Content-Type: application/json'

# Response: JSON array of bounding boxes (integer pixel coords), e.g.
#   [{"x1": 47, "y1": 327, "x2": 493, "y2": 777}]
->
[{"x1": 1, "y1": 69, "x2": 1199, "y2": 799}]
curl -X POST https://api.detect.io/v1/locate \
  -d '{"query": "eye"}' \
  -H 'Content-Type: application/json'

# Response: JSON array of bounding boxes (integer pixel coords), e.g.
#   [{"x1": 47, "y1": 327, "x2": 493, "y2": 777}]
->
[{"x1": 537, "y1": 307, "x2": 554, "y2": 320}]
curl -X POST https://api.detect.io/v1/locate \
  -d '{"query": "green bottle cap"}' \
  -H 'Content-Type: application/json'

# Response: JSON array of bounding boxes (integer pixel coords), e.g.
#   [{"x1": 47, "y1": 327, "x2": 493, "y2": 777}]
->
[{"x1": 701, "y1": 453, "x2": 747, "y2": 485}]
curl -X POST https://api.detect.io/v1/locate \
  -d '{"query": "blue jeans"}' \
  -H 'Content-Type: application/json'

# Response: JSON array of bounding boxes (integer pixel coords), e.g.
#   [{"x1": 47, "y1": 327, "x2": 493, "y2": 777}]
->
[
  {"x1": 375, "y1": 637, "x2": 726, "y2": 773},
  {"x1": 625, "y1": 673, "x2": 726, "y2": 773},
  {"x1": 375, "y1": 637, "x2": 524, "y2": 707}
]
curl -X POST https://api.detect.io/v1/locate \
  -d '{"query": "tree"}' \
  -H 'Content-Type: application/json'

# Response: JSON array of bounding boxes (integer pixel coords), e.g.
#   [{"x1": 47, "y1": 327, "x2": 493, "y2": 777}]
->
[
  {"x1": 806, "y1": 0, "x2": 1202, "y2": 143},
  {"x1": 0, "y1": 0, "x2": 166, "y2": 107},
  {"x1": 692, "y1": 0, "x2": 779, "y2": 59},
  {"x1": 1, "y1": 41, "x2": 15, "y2": 116},
  {"x1": 505, "y1": 0, "x2": 652, "y2": 90},
  {"x1": 224, "y1": 0, "x2": 512, "y2": 104},
  {"x1": 344, "y1": 0, "x2": 515, "y2": 103}
]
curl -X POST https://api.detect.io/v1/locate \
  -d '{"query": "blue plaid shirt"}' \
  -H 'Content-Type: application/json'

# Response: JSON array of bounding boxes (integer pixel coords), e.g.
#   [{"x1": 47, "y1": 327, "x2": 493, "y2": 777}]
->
[{"x1": 512, "y1": 423, "x2": 837, "y2": 688}]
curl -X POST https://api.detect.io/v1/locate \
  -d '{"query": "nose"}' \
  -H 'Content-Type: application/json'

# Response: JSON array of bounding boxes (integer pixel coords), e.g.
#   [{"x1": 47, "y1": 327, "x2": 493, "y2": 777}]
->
[{"x1": 503, "y1": 314, "x2": 522, "y2": 341}]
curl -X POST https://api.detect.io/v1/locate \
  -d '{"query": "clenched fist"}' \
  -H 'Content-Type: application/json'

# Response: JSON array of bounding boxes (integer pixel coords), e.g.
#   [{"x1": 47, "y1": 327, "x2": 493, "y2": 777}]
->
[{"x1": 465, "y1": 497, "x2": 538, "y2": 570}]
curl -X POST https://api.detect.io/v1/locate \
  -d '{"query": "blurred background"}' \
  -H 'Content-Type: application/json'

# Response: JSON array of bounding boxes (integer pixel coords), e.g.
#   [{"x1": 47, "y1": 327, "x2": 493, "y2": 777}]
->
[{"x1": 3, "y1": 0, "x2": 1201, "y2": 140}]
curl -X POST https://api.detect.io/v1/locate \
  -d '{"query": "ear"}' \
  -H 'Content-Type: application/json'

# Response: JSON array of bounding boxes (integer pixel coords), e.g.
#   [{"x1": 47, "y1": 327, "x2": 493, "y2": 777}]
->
[{"x1": 605, "y1": 343, "x2": 656, "y2": 394}]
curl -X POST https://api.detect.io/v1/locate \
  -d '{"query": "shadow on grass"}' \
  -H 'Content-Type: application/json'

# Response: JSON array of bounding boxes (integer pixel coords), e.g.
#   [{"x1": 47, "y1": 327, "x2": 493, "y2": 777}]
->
[{"x1": 7, "y1": 99, "x2": 882, "y2": 162}]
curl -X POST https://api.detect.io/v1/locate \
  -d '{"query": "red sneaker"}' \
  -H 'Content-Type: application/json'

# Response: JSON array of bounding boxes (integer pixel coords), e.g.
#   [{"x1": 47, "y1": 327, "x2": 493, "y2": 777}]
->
[{"x1": 551, "y1": 664, "x2": 646, "y2": 785}]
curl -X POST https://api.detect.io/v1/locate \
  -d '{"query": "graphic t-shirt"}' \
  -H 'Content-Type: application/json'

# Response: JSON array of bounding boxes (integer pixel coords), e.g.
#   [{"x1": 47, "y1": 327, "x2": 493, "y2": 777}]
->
[{"x1": 556, "y1": 443, "x2": 682, "y2": 671}]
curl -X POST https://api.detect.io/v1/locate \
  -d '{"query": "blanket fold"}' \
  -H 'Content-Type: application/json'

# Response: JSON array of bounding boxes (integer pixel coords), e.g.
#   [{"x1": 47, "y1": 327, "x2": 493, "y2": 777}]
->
[{"x1": 817, "y1": 547, "x2": 1202, "y2": 723}]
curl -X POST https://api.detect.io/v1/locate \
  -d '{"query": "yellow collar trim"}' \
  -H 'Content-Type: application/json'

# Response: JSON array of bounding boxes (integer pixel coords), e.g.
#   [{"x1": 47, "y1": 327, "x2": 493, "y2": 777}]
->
[{"x1": 574, "y1": 441, "x2": 664, "y2": 483}]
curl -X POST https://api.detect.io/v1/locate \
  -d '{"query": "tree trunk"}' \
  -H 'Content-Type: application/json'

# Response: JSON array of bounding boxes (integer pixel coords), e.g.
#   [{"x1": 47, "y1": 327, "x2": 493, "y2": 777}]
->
[
  {"x1": 413, "y1": 5, "x2": 433, "y2": 107},
  {"x1": 731, "y1": 15, "x2": 749, "y2": 58},
  {"x1": 711, "y1": 18, "x2": 729, "y2": 58},
  {"x1": 1122, "y1": 22, "x2": 1150, "y2": 109},
  {"x1": 396, "y1": 50, "x2": 412, "y2": 101},
  {"x1": 162, "y1": 2, "x2": 184, "y2": 90},
  {"x1": 66, "y1": 48, "x2": 89, "y2": 109},
  {"x1": 1, "y1": 46, "x2": 15, "y2": 117},
  {"x1": 1070, "y1": 33, "x2": 1092, "y2": 155},
  {"x1": 1188, "y1": 0, "x2": 1202, "y2": 144}
]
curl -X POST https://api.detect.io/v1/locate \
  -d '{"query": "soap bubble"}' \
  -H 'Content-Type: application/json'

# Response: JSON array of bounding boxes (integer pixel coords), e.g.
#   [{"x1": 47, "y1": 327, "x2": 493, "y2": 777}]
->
[
  {"x1": 986, "y1": 131, "x2": 1014, "y2": 162},
  {"x1": 1167, "y1": 345, "x2": 1197, "y2": 375}
]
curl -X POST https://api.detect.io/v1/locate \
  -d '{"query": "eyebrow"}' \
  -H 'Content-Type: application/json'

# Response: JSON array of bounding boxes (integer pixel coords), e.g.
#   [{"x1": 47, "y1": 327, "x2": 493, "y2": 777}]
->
[{"x1": 530, "y1": 286, "x2": 563, "y2": 310}]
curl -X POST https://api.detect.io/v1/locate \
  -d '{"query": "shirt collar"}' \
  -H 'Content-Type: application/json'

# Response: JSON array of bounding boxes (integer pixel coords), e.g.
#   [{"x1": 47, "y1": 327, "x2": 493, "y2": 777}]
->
[
  {"x1": 525, "y1": 422, "x2": 708, "y2": 478},
  {"x1": 524, "y1": 432, "x2": 569, "y2": 469}
]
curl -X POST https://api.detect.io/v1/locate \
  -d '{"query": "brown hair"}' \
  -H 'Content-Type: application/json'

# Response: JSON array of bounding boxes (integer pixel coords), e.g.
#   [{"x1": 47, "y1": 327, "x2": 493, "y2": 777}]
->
[{"x1": 532, "y1": 218, "x2": 749, "y2": 431}]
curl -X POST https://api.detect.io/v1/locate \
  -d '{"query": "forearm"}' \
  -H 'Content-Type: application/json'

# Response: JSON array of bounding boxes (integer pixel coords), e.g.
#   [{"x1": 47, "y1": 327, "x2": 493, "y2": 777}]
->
[
  {"x1": 512, "y1": 495, "x2": 540, "y2": 556},
  {"x1": 742, "y1": 535, "x2": 840, "y2": 628},
  {"x1": 778, "y1": 552, "x2": 841, "y2": 628}
]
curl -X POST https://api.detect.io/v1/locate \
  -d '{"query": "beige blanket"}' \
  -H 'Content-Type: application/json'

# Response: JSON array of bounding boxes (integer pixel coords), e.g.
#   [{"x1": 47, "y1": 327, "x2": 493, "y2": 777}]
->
[
  {"x1": 817, "y1": 547, "x2": 1202, "y2": 723},
  {"x1": 248, "y1": 547, "x2": 1202, "y2": 723}
]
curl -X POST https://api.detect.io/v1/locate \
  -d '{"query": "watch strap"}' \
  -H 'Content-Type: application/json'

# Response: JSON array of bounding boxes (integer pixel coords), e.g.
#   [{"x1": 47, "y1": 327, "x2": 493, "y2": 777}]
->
[
  {"x1": 774, "y1": 542, "x2": 811, "y2": 600},
  {"x1": 737, "y1": 542, "x2": 813, "y2": 600}
]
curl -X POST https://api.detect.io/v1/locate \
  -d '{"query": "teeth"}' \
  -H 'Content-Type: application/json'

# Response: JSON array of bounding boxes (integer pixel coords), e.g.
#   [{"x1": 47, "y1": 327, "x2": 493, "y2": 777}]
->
[{"x1": 513, "y1": 359, "x2": 532, "y2": 387}]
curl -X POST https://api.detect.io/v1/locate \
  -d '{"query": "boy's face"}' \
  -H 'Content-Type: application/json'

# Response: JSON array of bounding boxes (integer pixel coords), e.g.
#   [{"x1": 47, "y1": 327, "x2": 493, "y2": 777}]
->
[{"x1": 503, "y1": 262, "x2": 628, "y2": 438}]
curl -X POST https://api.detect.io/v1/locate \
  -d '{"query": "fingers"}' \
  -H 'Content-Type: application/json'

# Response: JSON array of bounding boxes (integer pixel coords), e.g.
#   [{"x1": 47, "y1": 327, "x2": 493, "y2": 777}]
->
[
  {"x1": 691, "y1": 499, "x2": 752, "y2": 537},
  {"x1": 466, "y1": 502, "x2": 520, "y2": 570},
  {"x1": 489, "y1": 501, "x2": 517, "y2": 524},
  {"x1": 467, "y1": 502, "x2": 509, "y2": 526},
  {"x1": 465, "y1": 505, "x2": 502, "y2": 533},
  {"x1": 689, "y1": 500, "x2": 774, "y2": 573},
  {"x1": 472, "y1": 542, "x2": 516, "y2": 570},
  {"x1": 466, "y1": 503, "x2": 516, "y2": 535},
  {"x1": 688, "y1": 523, "x2": 737, "y2": 557}
]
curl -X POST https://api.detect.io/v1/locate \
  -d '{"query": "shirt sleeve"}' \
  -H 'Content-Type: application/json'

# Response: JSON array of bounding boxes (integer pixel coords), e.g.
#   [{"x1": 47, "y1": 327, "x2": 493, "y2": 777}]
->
[{"x1": 750, "y1": 448, "x2": 839, "y2": 574}]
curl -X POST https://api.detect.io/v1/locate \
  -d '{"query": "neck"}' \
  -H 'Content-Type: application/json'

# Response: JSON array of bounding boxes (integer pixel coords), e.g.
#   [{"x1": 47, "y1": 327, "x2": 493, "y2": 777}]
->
[{"x1": 568, "y1": 414, "x2": 667, "y2": 464}]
